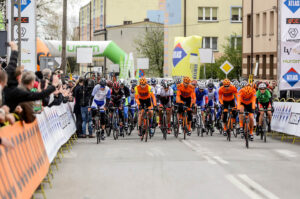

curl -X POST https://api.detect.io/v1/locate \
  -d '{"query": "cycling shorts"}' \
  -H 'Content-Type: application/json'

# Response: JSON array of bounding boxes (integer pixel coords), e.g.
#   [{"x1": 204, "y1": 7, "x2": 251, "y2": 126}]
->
[
  {"x1": 240, "y1": 103, "x2": 254, "y2": 113},
  {"x1": 140, "y1": 98, "x2": 152, "y2": 109},
  {"x1": 223, "y1": 100, "x2": 236, "y2": 110},
  {"x1": 258, "y1": 102, "x2": 272, "y2": 111}
]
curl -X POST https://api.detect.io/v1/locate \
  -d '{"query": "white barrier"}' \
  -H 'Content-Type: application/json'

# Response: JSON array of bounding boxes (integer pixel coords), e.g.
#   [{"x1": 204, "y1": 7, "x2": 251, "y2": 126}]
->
[
  {"x1": 36, "y1": 102, "x2": 76, "y2": 163},
  {"x1": 271, "y1": 102, "x2": 300, "y2": 137}
]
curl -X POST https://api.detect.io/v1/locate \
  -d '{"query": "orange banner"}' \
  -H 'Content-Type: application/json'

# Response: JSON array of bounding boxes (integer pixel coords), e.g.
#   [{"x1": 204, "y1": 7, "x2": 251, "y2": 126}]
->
[{"x1": 0, "y1": 120, "x2": 50, "y2": 199}]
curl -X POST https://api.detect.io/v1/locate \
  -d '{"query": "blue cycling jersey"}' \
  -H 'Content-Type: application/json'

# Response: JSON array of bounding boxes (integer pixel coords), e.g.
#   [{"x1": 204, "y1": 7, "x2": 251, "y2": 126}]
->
[{"x1": 195, "y1": 88, "x2": 207, "y2": 106}]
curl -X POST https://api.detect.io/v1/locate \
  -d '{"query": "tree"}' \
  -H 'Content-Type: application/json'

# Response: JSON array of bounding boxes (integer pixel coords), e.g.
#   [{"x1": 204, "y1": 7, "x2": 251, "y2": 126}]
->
[
  {"x1": 202, "y1": 34, "x2": 242, "y2": 80},
  {"x1": 134, "y1": 26, "x2": 164, "y2": 77}
]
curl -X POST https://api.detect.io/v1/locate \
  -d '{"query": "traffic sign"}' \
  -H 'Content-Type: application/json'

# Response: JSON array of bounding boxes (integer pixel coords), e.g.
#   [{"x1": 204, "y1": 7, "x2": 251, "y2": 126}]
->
[
  {"x1": 15, "y1": 0, "x2": 31, "y2": 12},
  {"x1": 220, "y1": 60, "x2": 234, "y2": 75}
]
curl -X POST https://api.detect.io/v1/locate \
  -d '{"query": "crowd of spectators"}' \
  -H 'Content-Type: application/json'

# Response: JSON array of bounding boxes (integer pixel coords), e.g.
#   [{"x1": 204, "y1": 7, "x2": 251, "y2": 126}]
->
[{"x1": 0, "y1": 42, "x2": 76, "y2": 148}]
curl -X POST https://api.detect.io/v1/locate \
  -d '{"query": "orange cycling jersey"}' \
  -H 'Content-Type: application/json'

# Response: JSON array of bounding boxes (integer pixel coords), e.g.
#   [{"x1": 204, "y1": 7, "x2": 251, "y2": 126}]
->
[
  {"x1": 135, "y1": 85, "x2": 157, "y2": 105},
  {"x1": 237, "y1": 87, "x2": 256, "y2": 109},
  {"x1": 176, "y1": 84, "x2": 196, "y2": 104},
  {"x1": 218, "y1": 85, "x2": 237, "y2": 104}
]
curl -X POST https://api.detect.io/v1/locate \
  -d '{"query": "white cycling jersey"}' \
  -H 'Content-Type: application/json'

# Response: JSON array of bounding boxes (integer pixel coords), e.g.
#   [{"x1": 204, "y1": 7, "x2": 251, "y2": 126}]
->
[
  {"x1": 157, "y1": 87, "x2": 174, "y2": 107},
  {"x1": 91, "y1": 85, "x2": 111, "y2": 108}
]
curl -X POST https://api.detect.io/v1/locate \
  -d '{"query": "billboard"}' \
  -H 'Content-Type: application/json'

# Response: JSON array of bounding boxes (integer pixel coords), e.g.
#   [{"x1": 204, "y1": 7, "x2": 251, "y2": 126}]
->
[{"x1": 280, "y1": 0, "x2": 300, "y2": 90}]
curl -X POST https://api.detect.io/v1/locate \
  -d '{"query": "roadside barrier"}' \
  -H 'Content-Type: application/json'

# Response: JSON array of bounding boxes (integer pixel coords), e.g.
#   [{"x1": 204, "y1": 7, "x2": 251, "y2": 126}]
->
[
  {"x1": 271, "y1": 100, "x2": 300, "y2": 144},
  {"x1": 0, "y1": 102, "x2": 76, "y2": 199}
]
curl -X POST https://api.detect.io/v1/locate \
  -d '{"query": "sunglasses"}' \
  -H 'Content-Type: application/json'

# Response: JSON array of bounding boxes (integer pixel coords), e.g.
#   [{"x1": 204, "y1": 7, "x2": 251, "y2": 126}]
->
[
  {"x1": 224, "y1": 85, "x2": 229, "y2": 88},
  {"x1": 259, "y1": 88, "x2": 266, "y2": 90}
]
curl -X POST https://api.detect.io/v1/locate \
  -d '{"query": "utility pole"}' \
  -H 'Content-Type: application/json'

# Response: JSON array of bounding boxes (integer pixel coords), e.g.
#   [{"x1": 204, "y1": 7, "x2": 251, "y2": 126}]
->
[
  {"x1": 11, "y1": 0, "x2": 21, "y2": 66},
  {"x1": 61, "y1": 0, "x2": 67, "y2": 75},
  {"x1": 103, "y1": 0, "x2": 107, "y2": 77},
  {"x1": 250, "y1": 0, "x2": 254, "y2": 75}
]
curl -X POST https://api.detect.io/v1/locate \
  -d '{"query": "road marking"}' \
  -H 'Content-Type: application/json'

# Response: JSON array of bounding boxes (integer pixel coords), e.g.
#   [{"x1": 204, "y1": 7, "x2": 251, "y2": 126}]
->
[
  {"x1": 151, "y1": 148, "x2": 166, "y2": 156},
  {"x1": 212, "y1": 156, "x2": 229, "y2": 165},
  {"x1": 274, "y1": 149, "x2": 297, "y2": 158},
  {"x1": 202, "y1": 155, "x2": 217, "y2": 164},
  {"x1": 226, "y1": 175, "x2": 263, "y2": 199},
  {"x1": 238, "y1": 174, "x2": 280, "y2": 199},
  {"x1": 182, "y1": 140, "x2": 198, "y2": 151}
]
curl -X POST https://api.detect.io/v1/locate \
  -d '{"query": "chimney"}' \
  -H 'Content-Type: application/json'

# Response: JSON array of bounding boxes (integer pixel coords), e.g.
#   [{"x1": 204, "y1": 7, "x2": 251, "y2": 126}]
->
[{"x1": 144, "y1": 18, "x2": 150, "y2": 22}]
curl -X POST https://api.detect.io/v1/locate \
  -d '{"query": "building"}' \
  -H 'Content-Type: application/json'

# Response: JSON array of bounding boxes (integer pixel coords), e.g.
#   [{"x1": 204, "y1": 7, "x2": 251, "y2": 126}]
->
[
  {"x1": 93, "y1": 20, "x2": 163, "y2": 70},
  {"x1": 242, "y1": 0, "x2": 278, "y2": 80},
  {"x1": 162, "y1": 0, "x2": 243, "y2": 76}
]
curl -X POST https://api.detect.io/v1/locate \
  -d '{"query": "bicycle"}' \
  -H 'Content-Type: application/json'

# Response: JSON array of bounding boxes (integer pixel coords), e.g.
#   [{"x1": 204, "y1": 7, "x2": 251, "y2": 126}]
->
[
  {"x1": 93, "y1": 107, "x2": 102, "y2": 144},
  {"x1": 172, "y1": 104, "x2": 179, "y2": 138},
  {"x1": 110, "y1": 107, "x2": 120, "y2": 140},
  {"x1": 223, "y1": 106, "x2": 237, "y2": 142},
  {"x1": 140, "y1": 106, "x2": 153, "y2": 142},
  {"x1": 176, "y1": 104, "x2": 190, "y2": 140},
  {"x1": 259, "y1": 109, "x2": 270, "y2": 143},
  {"x1": 128, "y1": 106, "x2": 138, "y2": 135},
  {"x1": 160, "y1": 105, "x2": 170, "y2": 140},
  {"x1": 195, "y1": 106, "x2": 204, "y2": 137},
  {"x1": 205, "y1": 106, "x2": 214, "y2": 136},
  {"x1": 241, "y1": 111, "x2": 251, "y2": 148},
  {"x1": 151, "y1": 107, "x2": 159, "y2": 138}
]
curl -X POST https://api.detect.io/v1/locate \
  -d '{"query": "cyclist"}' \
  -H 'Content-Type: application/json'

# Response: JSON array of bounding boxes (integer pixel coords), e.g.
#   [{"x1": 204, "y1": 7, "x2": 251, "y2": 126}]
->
[
  {"x1": 237, "y1": 85, "x2": 256, "y2": 141},
  {"x1": 108, "y1": 82, "x2": 126, "y2": 136},
  {"x1": 171, "y1": 79, "x2": 181, "y2": 103},
  {"x1": 176, "y1": 76, "x2": 196, "y2": 136},
  {"x1": 129, "y1": 81, "x2": 138, "y2": 120},
  {"x1": 205, "y1": 82, "x2": 219, "y2": 133},
  {"x1": 239, "y1": 80, "x2": 248, "y2": 89},
  {"x1": 256, "y1": 82, "x2": 272, "y2": 133},
  {"x1": 157, "y1": 80, "x2": 174, "y2": 134},
  {"x1": 135, "y1": 77, "x2": 157, "y2": 136},
  {"x1": 119, "y1": 79, "x2": 130, "y2": 130},
  {"x1": 191, "y1": 80, "x2": 198, "y2": 88},
  {"x1": 90, "y1": 78, "x2": 111, "y2": 140},
  {"x1": 195, "y1": 82, "x2": 207, "y2": 131},
  {"x1": 218, "y1": 79, "x2": 238, "y2": 135},
  {"x1": 233, "y1": 80, "x2": 240, "y2": 91},
  {"x1": 150, "y1": 78, "x2": 160, "y2": 96}
]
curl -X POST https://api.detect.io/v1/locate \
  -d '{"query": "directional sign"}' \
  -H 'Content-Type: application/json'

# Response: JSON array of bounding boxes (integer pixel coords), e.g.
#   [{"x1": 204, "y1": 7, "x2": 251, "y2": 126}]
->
[
  {"x1": 220, "y1": 60, "x2": 234, "y2": 75},
  {"x1": 15, "y1": 0, "x2": 31, "y2": 12}
]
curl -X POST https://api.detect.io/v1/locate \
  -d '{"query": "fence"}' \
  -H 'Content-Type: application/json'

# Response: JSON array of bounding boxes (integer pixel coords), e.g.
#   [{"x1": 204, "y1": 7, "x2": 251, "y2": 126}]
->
[
  {"x1": 271, "y1": 98, "x2": 300, "y2": 144},
  {"x1": 0, "y1": 102, "x2": 76, "y2": 199}
]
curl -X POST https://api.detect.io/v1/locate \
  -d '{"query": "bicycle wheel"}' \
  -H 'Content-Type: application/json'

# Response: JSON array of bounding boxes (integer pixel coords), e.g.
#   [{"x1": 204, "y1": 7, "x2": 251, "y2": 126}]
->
[
  {"x1": 245, "y1": 123, "x2": 249, "y2": 148},
  {"x1": 163, "y1": 113, "x2": 167, "y2": 140},
  {"x1": 145, "y1": 118, "x2": 149, "y2": 142},
  {"x1": 112, "y1": 113, "x2": 119, "y2": 140},
  {"x1": 227, "y1": 116, "x2": 231, "y2": 141},
  {"x1": 263, "y1": 117, "x2": 267, "y2": 143},
  {"x1": 232, "y1": 127, "x2": 237, "y2": 138},
  {"x1": 209, "y1": 114, "x2": 213, "y2": 136}
]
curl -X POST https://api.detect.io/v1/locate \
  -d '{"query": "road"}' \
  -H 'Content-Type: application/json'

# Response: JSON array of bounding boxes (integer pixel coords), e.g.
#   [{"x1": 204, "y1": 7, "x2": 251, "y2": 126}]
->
[{"x1": 39, "y1": 129, "x2": 300, "y2": 199}]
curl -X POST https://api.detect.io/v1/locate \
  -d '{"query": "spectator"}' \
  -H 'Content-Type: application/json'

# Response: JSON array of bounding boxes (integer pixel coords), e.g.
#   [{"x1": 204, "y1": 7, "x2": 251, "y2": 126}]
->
[
  {"x1": 49, "y1": 83, "x2": 64, "y2": 107},
  {"x1": 3, "y1": 42, "x2": 59, "y2": 112},
  {"x1": 79, "y1": 78, "x2": 94, "y2": 138},
  {"x1": 73, "y1": 78, "x2": 83, "y2": 136}
]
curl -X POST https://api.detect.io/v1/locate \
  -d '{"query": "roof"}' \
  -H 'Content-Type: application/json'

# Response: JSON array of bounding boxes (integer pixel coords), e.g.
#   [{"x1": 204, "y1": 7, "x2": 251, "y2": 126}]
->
[{"x1": 94, "y1": 21, "x2": 163, "y2": 35}]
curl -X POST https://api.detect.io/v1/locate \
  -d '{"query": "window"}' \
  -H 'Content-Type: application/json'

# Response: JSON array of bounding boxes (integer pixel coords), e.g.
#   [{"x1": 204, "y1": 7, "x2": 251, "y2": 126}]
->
[
  {"x1": 270, "y1": 11, "x2": 274, "y2": 35},
  {"x1": 262, "y1": 55, "x2": 267, "y2": 79},
  {"x1": 256, "y1": 55, "x2": 260, "y2": 76},
  {"x1": 262, "y1": 12, "x2": 267, "y2": 35},
  {"x1": 230, "y1": 36, "x2": 242, "y2": 49},
  {"x1": 231, "y1": 7, "x2": 242, "y2": 22},
  {"x1": 270, "y1": 55, "x2": 274, "y2": 79},
  {"x1": 198, "y1": 7, "x2": 218, "y2": 21},
  {"x1": 247, "y1": 14, "x2": 251, "y2": 37},
  {"x1": 256, "y1": 14, "x2": 260, "y2": 36},
  {"x1": 202, "y1": 37, "x2": 218, "y2": 50}
]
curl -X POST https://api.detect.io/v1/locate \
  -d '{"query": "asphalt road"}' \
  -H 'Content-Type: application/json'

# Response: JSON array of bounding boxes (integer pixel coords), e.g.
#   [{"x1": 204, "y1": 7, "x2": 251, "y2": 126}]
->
[{"x1": 38, "y1": 128, "x2": 300, "y2": 199}]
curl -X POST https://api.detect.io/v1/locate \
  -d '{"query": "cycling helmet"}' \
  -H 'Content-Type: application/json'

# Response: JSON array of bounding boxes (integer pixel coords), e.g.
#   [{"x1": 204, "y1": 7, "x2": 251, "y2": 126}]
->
[
  {"x1": 130, "y1": 79, "x2": 138, "y2": 84},
  {"x1": 258, "y1": 82, "x2": 267, "y2": 89},
  {"x1": 119, "y1": 78, "x2": 125, "y2": 85},
  {"x1": 131, "y1": 83, "x2": 137, "y2": 89},
  {"x1": 100, "y1": 78, "x2": 106, "y2": 87},
  {"x1": 208, "y1": 78, "x2": 214, "y2": 84},
  {"x1": 113, "y1": 82, "x2": 120, "y2": 90},
  {"x1": 233, "y1": 80, "x2": 239, "y2": 88},
  {"x1": 160, "y1": 79, "x2": 166, "y2": 86},
  {"x1": 207, "y1": 83, "x2": 214, "y2": 90},
  {"x1": 240, "y1": 80, "x2": 248, "y2": 88},
  {"x1": 151, "y1": 78, "x2": 158, "y2": 85},
  {"x1": 139, "y1": 77, "x2": 147, "y2": 85},
  {"x1": 175, "y1": 78, "x2": 182, "y2": 84},
  {"x1": 161, "y1": 80, "x2": 169, "y2": 89},
  {"x1": 199, "y1": 83, "x2": 206, "y2": 90},
  {"x1": 223, "y1": 79, "x2": 231, "y2": 87},
  {"x1": 243, "y1": 85, "x2": 254, "y2": 97},
  {"x1": 183, "y1": 76, "x2": 191, "y2": 84}
]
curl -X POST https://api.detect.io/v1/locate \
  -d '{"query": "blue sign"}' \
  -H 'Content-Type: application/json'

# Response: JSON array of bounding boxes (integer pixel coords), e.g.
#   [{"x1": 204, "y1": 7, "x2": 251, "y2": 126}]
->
[
  {"x1": 284, "y1": 0, "x2": 300, "y2": 13},
  {"x1": 15, "y1": 0, "x2": 31, "y2": 12},
  {"x1": 283, "y1": 67, "x2": 300, "y2": 87},
  {"x1": 172, "y1": 43, "x2": 187, "y2": 67}
]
